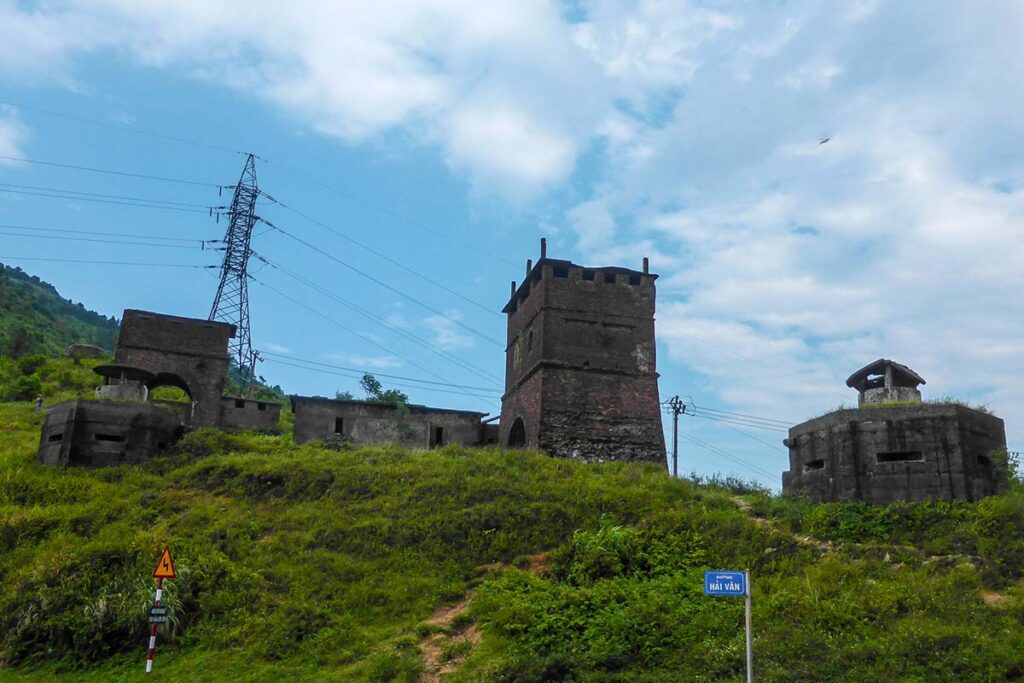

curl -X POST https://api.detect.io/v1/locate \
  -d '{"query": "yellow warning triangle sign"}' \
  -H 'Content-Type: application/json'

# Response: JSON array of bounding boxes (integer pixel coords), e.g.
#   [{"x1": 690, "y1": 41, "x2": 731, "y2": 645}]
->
[{"x1": 153, "y1": 547, "x2": 176, "y2": 579}]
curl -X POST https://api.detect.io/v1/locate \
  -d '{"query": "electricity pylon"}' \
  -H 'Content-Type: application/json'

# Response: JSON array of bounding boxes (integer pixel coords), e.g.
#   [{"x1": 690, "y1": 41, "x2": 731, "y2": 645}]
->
[{"x1": 209, "y1": 153, "x2": 259, "y2": 389}]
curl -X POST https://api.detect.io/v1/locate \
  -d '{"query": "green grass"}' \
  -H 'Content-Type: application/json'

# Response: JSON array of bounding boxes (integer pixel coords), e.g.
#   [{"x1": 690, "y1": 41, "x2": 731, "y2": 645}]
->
[{"x1": 1, "y1": 400, "x2": 1023, "y2": 681}]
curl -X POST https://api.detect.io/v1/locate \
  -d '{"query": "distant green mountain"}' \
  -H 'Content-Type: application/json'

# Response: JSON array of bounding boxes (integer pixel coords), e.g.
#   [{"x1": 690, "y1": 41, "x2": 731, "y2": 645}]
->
[{"x1": 0, "y1": 262, "x2": 119, "y2": 357}]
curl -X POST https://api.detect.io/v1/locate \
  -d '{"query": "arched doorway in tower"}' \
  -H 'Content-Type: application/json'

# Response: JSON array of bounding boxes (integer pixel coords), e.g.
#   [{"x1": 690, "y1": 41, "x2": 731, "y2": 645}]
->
[
  {"x1": 148, "y1": 372, "x2": 195, "y2": 423},
  {"x1": 507, "y1": 417, "x2": 526, "y2": 448}
]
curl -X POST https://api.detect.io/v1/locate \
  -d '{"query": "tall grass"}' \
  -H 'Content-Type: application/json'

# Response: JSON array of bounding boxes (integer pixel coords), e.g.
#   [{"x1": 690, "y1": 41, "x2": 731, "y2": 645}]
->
[{"x1": 1, "y1": 399, "x2": 1023, "y2": 681}]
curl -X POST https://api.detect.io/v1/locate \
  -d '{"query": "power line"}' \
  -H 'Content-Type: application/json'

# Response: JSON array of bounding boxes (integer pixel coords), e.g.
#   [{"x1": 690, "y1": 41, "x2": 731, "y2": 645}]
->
[
  {"x1": 252, "y1": 258, "x2": 502, "y2": 385},
  {"x1": 266, "y1": 357, "x2": 499, "y2": 403},
  {"x1": 0, "y1": 222, "x2": 209, "y2": 244},
  {"x1": 252, "y1": 276, "x2": 499, "y2": 398},
  {"x1": 261, "y1": 219, "x2": 504, "y2": 348},
  {"x1": 690, "y1": 404, "x2": 791, "y2": 427},
  {"x1": 0, "y1": 181, "x2": 212, "y2": 208},
  {"x1": 680, "y1": 432, "x2": 776, "y2": 480},
  {"x1": 0, "y1": 100, "x2": 248, "y2": 156},
  {"x1": 0, "y1": 187, "x2": 210, "y2": 213},
  {"x1": 2, "y1": 101, "x2": 517, "y2": 267},
  {"x1": 260, "y1": 351, "x2": 501, "y2": 393},
  {"x1": 0, "y1": 153, "x2": 220, "y2": 187},
  {"x1": 259, "y1": 156, "x2": 519, "y2": 267},
  {"x1": 687, "y1": 411, "x2": 789, "y2": 434},
  {"x1": 0, "y1": 229, "x2": 205, "y2": 250},
  {"x1": 707, "y1": 420, "x2": 788, "y2": 453},
  {"x1": 260, "y1": 192, "x2": 501, "y2": 318},
  {"x1": 0, "y1": 255, "x2": 217, "y2": 268}
]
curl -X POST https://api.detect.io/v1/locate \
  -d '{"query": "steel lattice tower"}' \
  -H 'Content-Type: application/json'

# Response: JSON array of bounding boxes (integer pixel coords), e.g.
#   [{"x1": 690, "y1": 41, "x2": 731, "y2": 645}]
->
[{"x1": 209, "y1": 153, "x2": 259, "y2": 383}]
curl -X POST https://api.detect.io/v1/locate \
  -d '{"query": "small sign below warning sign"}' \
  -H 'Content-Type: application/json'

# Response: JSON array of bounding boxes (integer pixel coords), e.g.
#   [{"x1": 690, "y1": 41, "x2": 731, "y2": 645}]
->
[
  {"x1": 148, "y1": 606, "x2": 169, "y2": 624},
  {"x1": 152, "y1": 547, "x2": 176, "y2": 579}
]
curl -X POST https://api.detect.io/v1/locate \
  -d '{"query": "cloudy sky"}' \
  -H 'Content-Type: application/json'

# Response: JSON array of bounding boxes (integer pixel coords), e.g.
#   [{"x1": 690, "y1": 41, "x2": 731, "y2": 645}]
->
[{"x1": 1, "y1": 1, "x2": 1022, "y2": 485}]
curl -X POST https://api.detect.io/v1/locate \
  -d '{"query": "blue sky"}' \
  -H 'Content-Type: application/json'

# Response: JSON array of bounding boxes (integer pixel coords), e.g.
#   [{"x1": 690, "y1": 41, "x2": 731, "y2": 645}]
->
[{"x1": 1, "y1": 0, "x2": 1022, "y2": 486}]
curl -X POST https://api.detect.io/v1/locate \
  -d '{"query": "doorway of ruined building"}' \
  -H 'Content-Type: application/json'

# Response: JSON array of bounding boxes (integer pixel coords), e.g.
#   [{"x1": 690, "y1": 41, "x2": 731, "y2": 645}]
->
[
  {"x1": 148, "y1": 373, "x2": 193, "y2": 402},
  {"x1": 431, "y1": 426, "x2": 444, "y2": 448},
  {"x1": 507, "y1": 417, "x2": 526, "y2": 448},
  {"x1": 148, "y1": 372, "x2": 195, "y2": 422}
]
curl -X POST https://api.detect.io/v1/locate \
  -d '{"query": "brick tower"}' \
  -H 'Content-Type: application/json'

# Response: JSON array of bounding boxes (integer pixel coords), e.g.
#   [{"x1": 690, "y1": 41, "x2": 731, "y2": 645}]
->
[{"x1": 499, "y1": 239, "x2": 666, "y2": 466}]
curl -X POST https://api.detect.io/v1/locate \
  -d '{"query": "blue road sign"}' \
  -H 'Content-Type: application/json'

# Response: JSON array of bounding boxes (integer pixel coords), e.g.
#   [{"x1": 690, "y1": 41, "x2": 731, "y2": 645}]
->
[{"x1": 704, "y1": 570, "x2": 746, "y2": 596}]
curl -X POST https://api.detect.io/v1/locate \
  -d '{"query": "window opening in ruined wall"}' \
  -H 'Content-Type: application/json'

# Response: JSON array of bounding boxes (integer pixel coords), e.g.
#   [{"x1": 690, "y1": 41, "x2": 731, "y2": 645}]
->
[
  {"x1": 804, "y1": 459, "x2": 824, "y2": 471},
  {"x1": 876, "y1": 451, "x2": 924, "y2": 463},
  {"x1": 94, "y1": 434, "x2": 126, "y2": 442},
  {"x1": 432, "y1": 426, "x2": 444, "y2": 448},
  {"x1": 334, "y1": 417, "x2": 344, "y2": 434}
]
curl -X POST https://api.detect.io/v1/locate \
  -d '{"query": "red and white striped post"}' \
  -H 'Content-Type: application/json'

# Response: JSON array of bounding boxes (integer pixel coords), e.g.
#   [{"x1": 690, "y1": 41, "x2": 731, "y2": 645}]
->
[
  {"x1": 145, "y1": 577, "x2": 163, "y2": 675},
  {"x1": 146, "y1": 547, "x2": 176, "y2": 676}
]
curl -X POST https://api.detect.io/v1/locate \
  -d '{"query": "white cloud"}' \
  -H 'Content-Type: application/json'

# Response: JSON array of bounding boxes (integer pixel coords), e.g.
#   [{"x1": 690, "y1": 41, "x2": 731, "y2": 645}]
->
[
  {"x1": 0, "y1": 0, "x2": 743, "y2": 193},
  {"x1": 0, "y1": 107, "x2": 28, "y2": 163},
  {"x1": 326, "y1": 352, "x2": 402, "y2": 370},
  {"x1": 563, "y1": 1, "x2": 1024, "y2": 443},
  {"x1": 421, "y1": 310, "x2": 474, "y2": 352},
  {"x1": 263, "y1": 342, "x2": 290, "y2": 354}
]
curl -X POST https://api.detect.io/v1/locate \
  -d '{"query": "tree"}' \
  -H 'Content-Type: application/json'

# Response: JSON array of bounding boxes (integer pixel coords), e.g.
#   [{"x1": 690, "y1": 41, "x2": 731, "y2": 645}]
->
[
  {"x1": 359, "y1": 373, "x2": 409, "y2": 405},
  {"x1": 335, "y1": 390, "x2": 355, "y2": 400}
]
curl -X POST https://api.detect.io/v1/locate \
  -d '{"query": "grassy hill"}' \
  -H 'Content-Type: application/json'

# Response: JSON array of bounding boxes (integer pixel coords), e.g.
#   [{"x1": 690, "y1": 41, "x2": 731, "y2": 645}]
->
[
  {"x1": 1, "y1": 399, "x2": 1023, "y2": 681},
  {"x1": 0, "y1": 263, "x2": 120, "y2": 358}
]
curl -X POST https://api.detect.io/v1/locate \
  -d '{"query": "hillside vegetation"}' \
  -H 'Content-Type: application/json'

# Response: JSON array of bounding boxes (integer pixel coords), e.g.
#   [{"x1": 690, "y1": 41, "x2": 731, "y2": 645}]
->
[
  {"x1": 0, "y1": 263, "x2": 119, "y2": 358},
  {"x1": 1, "y1": 398, "x2": 1023, "y2": 682}
]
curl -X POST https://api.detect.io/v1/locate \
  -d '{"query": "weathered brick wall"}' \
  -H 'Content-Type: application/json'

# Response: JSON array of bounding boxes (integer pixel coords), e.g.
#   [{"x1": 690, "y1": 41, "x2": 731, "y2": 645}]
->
[
  {"x1": 219, "y1": 397, "x2": 282, "y2": 430},
  {"x1": 292, "y1": 397, "x2": 485, "y2": 448},
  {"x1": 115, "y1": 310, "x2": 234, "y2": 427},
  {"x1": 783, "y1": 405, "x2": 1007, "y2": 503},
  {"x1": 500, "y1": 257, "x2": 665, "y2": 466},
  {"x1": 499, "y1": 369, "x2": 543, "y2": 448},
  {"x1": 538, "y1": 367, "x2": 664, "y2": 463}
]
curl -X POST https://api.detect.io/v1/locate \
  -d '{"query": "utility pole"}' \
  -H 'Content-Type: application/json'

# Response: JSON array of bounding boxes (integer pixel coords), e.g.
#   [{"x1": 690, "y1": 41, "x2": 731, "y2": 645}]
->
[
  {"x1": 667, "y1": 395, "x2": 688, "y2": 477},
  {"x1": 210, "y1": 153, "x2": 260, "y2": 389}
]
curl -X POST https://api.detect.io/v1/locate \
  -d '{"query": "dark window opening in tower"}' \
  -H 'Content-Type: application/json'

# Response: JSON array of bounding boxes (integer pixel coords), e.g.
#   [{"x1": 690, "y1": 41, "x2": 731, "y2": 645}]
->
[
  {"x1": 508, "y1": 418, "x2": 526, "y2": 448},
  {"x1": 628, "y1": 273, "x2": 641, "y2": 285},
  {"x1": 603, "y1": 272, "x2": 615, "y2": 284},
  {"x1": 553, "y1": 266, "x2": 569, "y2": 278},
  {"x1": 432, "y1": 426, "x2": 444, "y2": 448},
  {"x1": 582, "y1": 269, "x2": 595, "y2": 281},
  {"x1": 527, "y1": 330, "x2": 534, "y2": 351},
  {"x1": 804, "y1": 459, "x2": 824, "y2": 471},
  {"x1": 334, "y1": 417, "x2": 344, "y2": 434}
]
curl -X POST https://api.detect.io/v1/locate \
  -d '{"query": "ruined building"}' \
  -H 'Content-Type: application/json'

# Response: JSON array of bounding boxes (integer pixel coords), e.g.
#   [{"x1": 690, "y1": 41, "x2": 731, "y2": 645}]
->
[
  {"x1": 39, "y1": 310, "x2": 281, "y2": 467},
  {"x1": 499, "y1": 239, "x2": 666, "y2": 465},
  {"x1": 291, "y1": 396, "x2": 497, "y2": 448},
  {"x1": 782, "y1": 359, "x2": 1007, "y2": 504}
]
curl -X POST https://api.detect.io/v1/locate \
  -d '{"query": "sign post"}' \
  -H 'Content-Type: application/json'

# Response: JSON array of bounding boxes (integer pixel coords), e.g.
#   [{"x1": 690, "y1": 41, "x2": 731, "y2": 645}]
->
[
  {"x1": 146, "y1": 547, "x2": 176, "y2": 675},
  {"x1": 704, "y1": 570, "x2": 753, "y2": 682}
]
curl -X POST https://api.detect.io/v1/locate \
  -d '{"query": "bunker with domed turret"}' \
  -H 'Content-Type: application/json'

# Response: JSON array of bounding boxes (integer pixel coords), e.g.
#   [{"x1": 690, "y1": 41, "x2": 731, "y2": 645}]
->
[{"x1": 782, "y1": 359, "x2": 1007, "y2": 504}]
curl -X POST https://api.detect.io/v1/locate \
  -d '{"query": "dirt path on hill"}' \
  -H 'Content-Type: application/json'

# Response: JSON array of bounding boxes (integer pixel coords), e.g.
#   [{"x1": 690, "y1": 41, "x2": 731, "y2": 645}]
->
[
  {"x1": 730, "y1": 495, "x2": 833, "y2": 553},
  {"x1": 416, "y1": 552, "x2": 550, "y2": 682}
]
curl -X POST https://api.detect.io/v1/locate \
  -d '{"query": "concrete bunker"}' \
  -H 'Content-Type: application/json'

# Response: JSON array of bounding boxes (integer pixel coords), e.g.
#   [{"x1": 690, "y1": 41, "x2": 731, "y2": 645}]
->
[{"x1": 782, "y1": 359, "x2": 1008, "y2": 504}]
